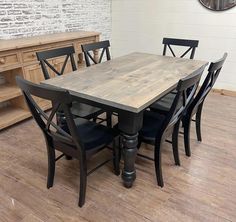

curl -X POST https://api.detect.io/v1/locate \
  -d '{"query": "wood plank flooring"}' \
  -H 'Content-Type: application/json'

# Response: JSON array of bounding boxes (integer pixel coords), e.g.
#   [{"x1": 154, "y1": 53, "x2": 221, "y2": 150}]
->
[{"x1": 0, "y1": 92, "x2": 235, "y2": 222}]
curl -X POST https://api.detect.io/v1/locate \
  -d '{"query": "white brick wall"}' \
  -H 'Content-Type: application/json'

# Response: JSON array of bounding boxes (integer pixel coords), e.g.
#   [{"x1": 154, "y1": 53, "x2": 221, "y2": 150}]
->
[{"x1": 0, "y1": 0, "x2": 111, "y2": 40}]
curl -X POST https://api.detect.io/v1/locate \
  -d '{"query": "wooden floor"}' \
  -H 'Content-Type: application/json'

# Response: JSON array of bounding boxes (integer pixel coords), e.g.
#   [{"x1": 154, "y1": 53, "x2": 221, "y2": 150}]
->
[{"x1": 0, "y1": 93, "x2": 236, "y2": 222}]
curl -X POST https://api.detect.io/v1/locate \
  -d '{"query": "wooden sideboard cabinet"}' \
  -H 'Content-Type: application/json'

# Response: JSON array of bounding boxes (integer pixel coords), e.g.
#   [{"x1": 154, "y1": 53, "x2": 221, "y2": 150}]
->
[{"x1": 0, "y1": 31, "x2": 100, "y2": 130}]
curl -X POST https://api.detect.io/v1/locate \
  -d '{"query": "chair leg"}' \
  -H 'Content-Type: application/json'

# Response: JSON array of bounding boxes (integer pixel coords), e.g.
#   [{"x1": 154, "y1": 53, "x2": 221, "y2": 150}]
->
[
  {"x1": 154, "y1": 136, "x2": 164, "y2": 187},
  {"x1": 106, "y1": 111, "x2": 112, "y2": 128},
  {"x1": 172, "y1": 120, "x2": 181, "y2": 166},
  {"x1": 183, "y1": 115, "x2": 192, "y2": 157},
  {"x1": 113, "y1": 136, "x2": 121, "y2": 176},
  {"x1": 78, "y1": 159, "x2": 87, "y2": 208},
  {"x1": 196, "y1": 103, "x2": 203, "y2": 142},
  {"x1": 46, "y1": 146, "x2": 55, "y2": 189}
]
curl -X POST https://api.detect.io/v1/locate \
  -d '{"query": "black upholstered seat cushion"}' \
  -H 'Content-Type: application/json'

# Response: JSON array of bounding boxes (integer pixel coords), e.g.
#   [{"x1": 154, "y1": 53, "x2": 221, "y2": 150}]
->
[
  {"x1": 62, "y1": 117, "x2": 117, "y2": 151},
  {"x1": 139, "y1": 111, "x2": 166, "y2": 141},
  {"x1": 71, "y1": 101, "x2": 104, "y2": 119}
]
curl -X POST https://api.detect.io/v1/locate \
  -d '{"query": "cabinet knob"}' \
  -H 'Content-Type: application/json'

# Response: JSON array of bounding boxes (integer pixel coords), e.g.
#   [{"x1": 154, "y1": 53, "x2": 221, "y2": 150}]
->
[
  {"x1": 0, "y1": 57, "x2": 6, "y2": 64},
  {"x1": 31, "y1": 53, "x2": 36, "y2": 58}
]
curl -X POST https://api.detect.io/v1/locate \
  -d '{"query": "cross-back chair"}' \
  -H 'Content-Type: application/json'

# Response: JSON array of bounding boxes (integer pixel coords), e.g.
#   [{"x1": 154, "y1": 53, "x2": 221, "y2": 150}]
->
[
  {"x1": 36, "y1": 46, "x2": 77, "y2": 79},
  {"x1": 163, "y1": 37, "x2": 199, "y2": 59},
  {"x1": 150, "y1": 38, "x2": 200, "y2": 111},
  {"x1": 138, "y1": 68, "x2": 204, "y2": 187},
  {"x1": 16, "y1": 76, "x2": 120, "y2": 207},
  {"x1": 81, "y1": 40, "x2": 115, "y2": 122},
  {"x1": 36, "y1": 46, "x2": 108, "y2": 124},
  {"x1": 149, "y1": 54, "x2": 227, "y2": 157},
  {"x1": 183, "y1": 53, "x2": 227, "y2": 156},
  {"x1": 81, "y1": 40, "x2": 111, "y2": 67}
]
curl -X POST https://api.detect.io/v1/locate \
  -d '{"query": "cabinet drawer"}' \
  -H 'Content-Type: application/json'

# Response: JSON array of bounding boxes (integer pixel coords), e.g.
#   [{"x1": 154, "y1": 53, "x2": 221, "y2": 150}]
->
[
  {"x1": 22, "y1": 50, "x2": 38, "y2": 63},
  {"x1": 0, "y1": 53, "x2": 20, "y2": 68}
]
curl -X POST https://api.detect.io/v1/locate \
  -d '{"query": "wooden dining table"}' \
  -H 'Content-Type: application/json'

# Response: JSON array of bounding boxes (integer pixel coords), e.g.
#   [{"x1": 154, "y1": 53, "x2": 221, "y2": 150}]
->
[{"x1": 42, "y1": 52, "x2": 208, "y2": 188}]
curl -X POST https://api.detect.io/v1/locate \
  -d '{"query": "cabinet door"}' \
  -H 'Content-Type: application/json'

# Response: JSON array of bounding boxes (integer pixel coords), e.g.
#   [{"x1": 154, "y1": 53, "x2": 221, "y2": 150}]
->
[
  {"x1": 24, "y1": 63, "x2": 45, "y2": 84},
  {"x1": 23, "y1": 63, "x2": 53, "y2": 110}
]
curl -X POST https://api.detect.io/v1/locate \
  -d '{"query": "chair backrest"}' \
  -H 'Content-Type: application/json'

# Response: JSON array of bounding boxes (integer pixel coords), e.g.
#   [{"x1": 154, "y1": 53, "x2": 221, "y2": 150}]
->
[
  {"x1": 36, "y1": 46, "x2": 77, "y2": 80},
  {"x1": 161, "y1": 67, "x2": 204, "y2": 134},
  {"x1": 81, "y1": 40, "x2": 111, "y2": 67},
  {"x1": 189, "y1": 53, "x2": 227, "y2": 114},
  {"x1": 16, "y1": 76, "x2": 84, "y2": 157},
  {"x1": 162, "y1": 38, "x2": 199, "y2": 59}
]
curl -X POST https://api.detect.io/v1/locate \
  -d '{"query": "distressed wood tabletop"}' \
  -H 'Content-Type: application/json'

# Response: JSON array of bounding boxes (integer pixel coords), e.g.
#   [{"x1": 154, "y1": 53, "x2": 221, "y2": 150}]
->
[{"x1": 42, "y1": 52, "x2": 208, "y2": 113}]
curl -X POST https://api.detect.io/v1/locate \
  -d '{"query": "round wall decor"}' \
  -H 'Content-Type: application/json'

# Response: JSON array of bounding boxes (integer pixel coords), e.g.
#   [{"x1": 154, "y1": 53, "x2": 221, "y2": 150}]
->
[{"x1": 199, "y1": 0, "x2": 236, "y2": 11}]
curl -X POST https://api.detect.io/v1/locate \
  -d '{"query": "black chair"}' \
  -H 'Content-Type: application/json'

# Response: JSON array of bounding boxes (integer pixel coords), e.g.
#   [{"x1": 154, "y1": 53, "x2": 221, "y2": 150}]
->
[
  {"x1": 81, "y1": 40, "x2": 111, "y2": 67},
  {"x1": 162, "y1": 37, "x2": 199, "y2": 59},
  {"x1": 81, "y1": 40, "x2": 115, "y2": 122},
  {"x1": 16, "y1": 76, "x2": 120, "y2": 207},
  {"x1": 36, "y1": 46, "x2": 106, "y2": 123},
  {"x1": 183, "y1": 53, "x2": 227, "y2": 156},
  {"x1": 138, "y1": 68, "x2": 203, "y2": 187},
  {"x1": 150, "y1": 38, "x2": 199, "y2": 111},
  {"x1": 150, "y1": 54, "x2": 227, "y2": 157}
]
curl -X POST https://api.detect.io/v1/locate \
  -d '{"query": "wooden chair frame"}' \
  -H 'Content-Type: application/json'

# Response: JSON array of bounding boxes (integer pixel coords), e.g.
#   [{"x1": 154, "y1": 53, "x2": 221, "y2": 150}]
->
[
  {"x1": 36, "y1": 46, "x2": 108, "y2": 125},
  {"x1": 163, "y1": 38, "x2": 199, "y2": 59},
  {"x1": 16, "y1": 76, "x2": 119, "y2": 207},
  {"x1": 139, "y1": 68, "x2": 204, "y2": 187},
  {"x1": 81, "y1": 40, "x2": 111, "y2": 67},
  {"x1": 183, "y1": 53, "x2": 228, "y2": 156},
  {"x1": 36, "y1": 46, "x2": 77, "y2": 79},
  {"x1": 81, "y1": 40, "x2": 113, "y2": 124}
]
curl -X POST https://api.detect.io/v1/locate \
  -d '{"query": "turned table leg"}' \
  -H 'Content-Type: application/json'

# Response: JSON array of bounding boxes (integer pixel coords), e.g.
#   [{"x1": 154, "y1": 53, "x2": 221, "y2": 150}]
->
[
  {"x1": 118, "y1": 111, "x2": 143, "y2": 188},
  {"x1": 121, "y1": 133, "x2": 138, "y2": 188}
]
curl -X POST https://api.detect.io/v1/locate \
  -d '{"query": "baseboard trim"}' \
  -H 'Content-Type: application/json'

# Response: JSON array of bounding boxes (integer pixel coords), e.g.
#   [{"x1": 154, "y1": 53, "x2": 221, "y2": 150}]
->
[{"x1": 211, "y1": 88, "x2": 236, "y2": 97}]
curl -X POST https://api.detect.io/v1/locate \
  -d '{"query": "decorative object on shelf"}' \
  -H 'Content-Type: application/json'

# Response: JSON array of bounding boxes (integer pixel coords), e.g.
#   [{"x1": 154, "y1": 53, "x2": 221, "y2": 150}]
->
[{"x1": 199, "y1": 0, "x2": 236, "y2": 11}]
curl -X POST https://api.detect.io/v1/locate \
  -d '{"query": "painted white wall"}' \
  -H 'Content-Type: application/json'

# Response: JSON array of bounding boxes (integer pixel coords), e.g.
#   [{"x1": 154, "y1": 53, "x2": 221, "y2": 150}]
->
[{"x1": 112, "y1": 0, "x2": 236, "y2": 90}]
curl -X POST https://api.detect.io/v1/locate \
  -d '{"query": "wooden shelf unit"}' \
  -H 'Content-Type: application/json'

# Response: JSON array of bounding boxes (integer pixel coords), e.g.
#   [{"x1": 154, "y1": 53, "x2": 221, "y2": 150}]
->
[
  {"x1": 0, "y1": 106, "x2": 31, "y2": 130},
  {"x1": 0, "y1": 95, "x2": 32, "y2": 129},
  {"x1": 0, "y1": 31, "x2": 100, "y2": 130},
  {"x1": 0, "y1": 84, "x2": 22, "y2": 103}
]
